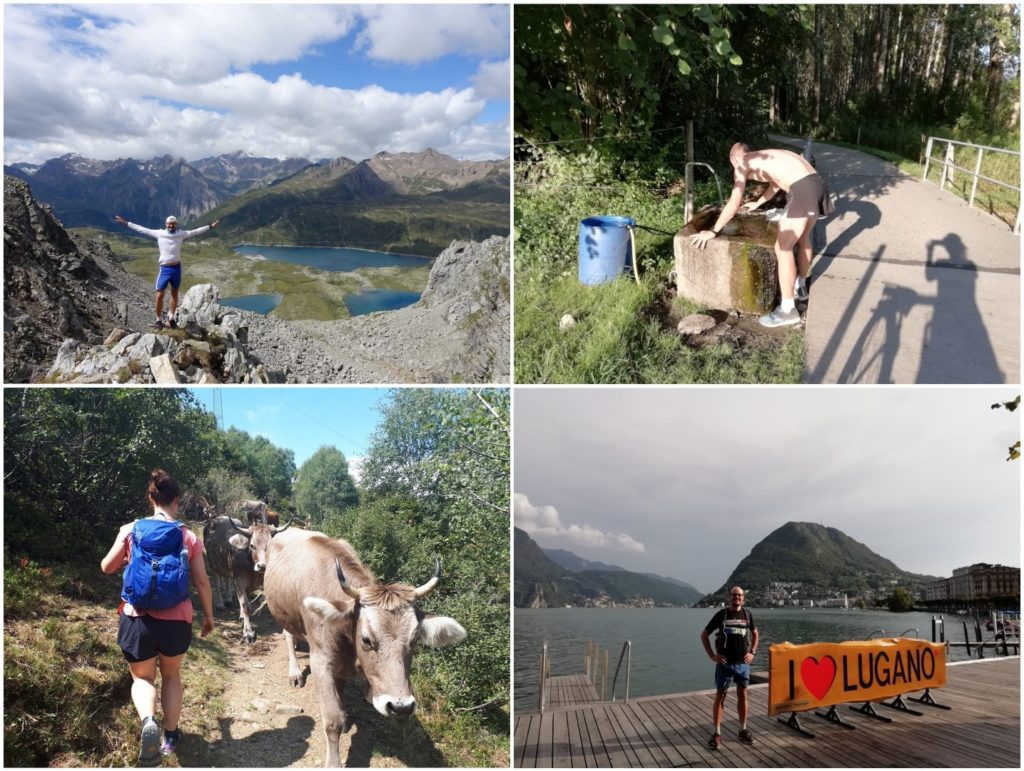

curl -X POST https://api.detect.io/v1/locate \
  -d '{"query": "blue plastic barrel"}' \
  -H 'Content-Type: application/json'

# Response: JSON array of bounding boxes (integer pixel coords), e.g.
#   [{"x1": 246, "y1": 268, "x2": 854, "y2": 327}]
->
[{"x1": 578, "y1": 215, "x2": 636, "y2": 285}]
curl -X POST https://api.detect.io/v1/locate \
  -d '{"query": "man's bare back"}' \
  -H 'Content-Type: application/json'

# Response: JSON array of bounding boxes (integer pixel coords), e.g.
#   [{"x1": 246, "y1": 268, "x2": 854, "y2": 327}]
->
[{"x1": 735, "y1": 148, "x2": 816, "y2": 191}]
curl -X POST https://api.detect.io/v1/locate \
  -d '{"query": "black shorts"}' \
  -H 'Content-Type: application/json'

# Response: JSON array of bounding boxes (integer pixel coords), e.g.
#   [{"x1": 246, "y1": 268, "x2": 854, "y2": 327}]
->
[
  {"x1": 784, "y1": 173, "x2": 835, "y2": 218},
  {"x1": 118, "y1": 613, "x2": 193, "y2": 662}
]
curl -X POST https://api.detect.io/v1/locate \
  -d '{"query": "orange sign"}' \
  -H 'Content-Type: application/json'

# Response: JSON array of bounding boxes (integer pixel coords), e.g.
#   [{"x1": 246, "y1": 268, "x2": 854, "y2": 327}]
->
[{"x1": 768, "y1": 639, "x2": 946, "y2": 716}]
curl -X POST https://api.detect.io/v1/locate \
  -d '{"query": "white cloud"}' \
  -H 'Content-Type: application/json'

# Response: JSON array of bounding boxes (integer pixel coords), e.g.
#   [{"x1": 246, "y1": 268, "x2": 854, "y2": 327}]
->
[
  {"x1": 356, "y1": 5, "x2": 508, "y2": 64},
  {"x1": 347, "y1": 456, "x2": 365, "y2": 485},
  {"x1": 3, "y1": 5, "x2": 509, "y2": 163},
  {"x1": 514, "y1": 493, "x2": 646, "y2": 554},
  {"x1": 471, "y1": 59, "x2": 510, "y2": 101}
]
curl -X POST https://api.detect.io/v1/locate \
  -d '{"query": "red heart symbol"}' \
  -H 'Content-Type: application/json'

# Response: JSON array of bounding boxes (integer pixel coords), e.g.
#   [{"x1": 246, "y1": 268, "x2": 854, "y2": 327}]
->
[{"x1": 800, "y1": 656, "x2": 837, "y2": 701}]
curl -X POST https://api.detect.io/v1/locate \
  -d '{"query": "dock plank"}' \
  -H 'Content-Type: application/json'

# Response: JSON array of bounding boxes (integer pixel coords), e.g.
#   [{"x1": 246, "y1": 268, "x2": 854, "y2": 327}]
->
[{"x1": 517, "y1": 657, "x2": 1020, "y2": 767}]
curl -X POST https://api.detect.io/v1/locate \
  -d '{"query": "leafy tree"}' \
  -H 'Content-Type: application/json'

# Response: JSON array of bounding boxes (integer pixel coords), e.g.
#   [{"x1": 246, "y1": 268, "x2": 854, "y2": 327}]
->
[
  {"x1": 222, "y1": 428, "x2": 296, "y2": 502},
  {"x1": 360, "y1": 388, "x2": 510, "y2": 711},
  {"x1": 293, "y1": 446, "x2": 359, "y2": 528},
  {"x1": 4, "y1": 389, "x2": 218, "y2": 561},
  {"x1": 991, "y1": 395, "x2": 1020, "y2": 461},
  {"x1": 887, "y1": 587, "x2": 915, "y2": 612}
]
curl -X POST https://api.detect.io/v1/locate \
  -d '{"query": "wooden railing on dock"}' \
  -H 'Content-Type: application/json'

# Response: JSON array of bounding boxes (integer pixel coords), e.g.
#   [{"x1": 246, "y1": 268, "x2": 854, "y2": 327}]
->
[{"x1": 515, "y1": 657, "x2": 1020, "y2": 768}]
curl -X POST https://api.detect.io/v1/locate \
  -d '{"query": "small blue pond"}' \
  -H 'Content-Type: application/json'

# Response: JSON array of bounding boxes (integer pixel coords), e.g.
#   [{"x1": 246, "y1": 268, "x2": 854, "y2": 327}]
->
[
  {"x1": 220, "y1": 293, "x2": 283, "y2": 315},
  {"x1": 344, "y1": 289, "x2": 421, "y2": 317}
]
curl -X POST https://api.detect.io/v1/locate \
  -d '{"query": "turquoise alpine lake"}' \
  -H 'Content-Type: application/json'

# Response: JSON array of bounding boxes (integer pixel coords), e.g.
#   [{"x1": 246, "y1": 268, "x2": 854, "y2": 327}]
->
[
  {"x1": 228, "y1": 245, "x2": 429, "y2": 316},
  {"x1": 344, "y1": 289, "x2": 421, "y2": 316},
  {"x1": 514, "y1": 607, "x2": 976, "y2": 711},
  {"x1": 220, "y1": 293, "x2": 283, "y2": 315}
]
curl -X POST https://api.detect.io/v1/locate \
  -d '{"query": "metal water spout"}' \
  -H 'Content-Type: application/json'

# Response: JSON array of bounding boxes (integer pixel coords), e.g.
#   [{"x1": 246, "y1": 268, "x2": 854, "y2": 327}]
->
[
  {"x1": 683, "y1": 162, "x2": 725, "y2": 225},
  {"x1": 803, "y1": 133, "x2": 816, "y2": 168}
]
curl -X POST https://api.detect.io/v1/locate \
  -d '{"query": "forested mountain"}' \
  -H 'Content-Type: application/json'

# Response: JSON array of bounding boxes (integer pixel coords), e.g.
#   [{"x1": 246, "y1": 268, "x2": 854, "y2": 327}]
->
[
  {"x1": 543, "y1": 548, "x2": 703, "y2": 596},
  {"x1": 704, "y1": 521, "x2": 937, "y2": 603},
  {"x1": 515, "y1": 528, "x2": 704, "y2": 607},
  {"x1": 5, "y1": 149, "x2": 510, "y2": 256}
]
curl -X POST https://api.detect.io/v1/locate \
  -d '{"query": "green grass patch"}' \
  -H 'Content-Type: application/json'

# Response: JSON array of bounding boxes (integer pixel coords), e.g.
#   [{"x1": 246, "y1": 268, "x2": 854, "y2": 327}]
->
[
  {"x1": 515, "y1": 269, "x2": 803, "y2": 384},
  {"x1": 515, "y1": 152, "x2": 804, "y2": 383}
]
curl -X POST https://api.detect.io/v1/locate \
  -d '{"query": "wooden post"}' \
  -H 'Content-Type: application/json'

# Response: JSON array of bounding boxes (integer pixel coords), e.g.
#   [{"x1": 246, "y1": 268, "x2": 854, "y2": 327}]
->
[
  {"x1": 857, "y1": 126, "x2": 861, "y2": 145},
  {"x1": 684, "y1": 120, "x2": 694, "y2": 225},
  {"x1": 963, "y1": 621, "x2": 971, "y2": 656},
  {"x1": 603, "y1": 650, "x2": 609, "y2": 700},
  {"x1": 539, "y1": 642, "x2": 549, "y2": 712}
]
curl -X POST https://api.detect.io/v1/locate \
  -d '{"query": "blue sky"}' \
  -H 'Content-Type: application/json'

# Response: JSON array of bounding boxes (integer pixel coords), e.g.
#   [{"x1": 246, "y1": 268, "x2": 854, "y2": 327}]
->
[
  {"x1": 190, "y1": 387, "x2": 392, "y2": 474},
  {"x1": 5, "y1": 4, "x2": 510, "y2": 163}
]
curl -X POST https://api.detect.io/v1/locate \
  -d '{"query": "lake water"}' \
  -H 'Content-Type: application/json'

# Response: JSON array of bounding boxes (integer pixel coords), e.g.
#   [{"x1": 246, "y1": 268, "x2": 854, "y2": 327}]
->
[
  {"x1": 344, "y1": 289, "x2": 421, "y2": 316},
  {"x1": 514, "y1": 607, "x2": 974, "y2": 711},
  {"x1": 221, "y1": 293, "x2": 282, "y2": 315},
  {"x1": 233, "y1": 244, "x2": 430, "y2": 272},
  {"x1": 229, "y1": 245, "x2": 429, "y2": 316}
]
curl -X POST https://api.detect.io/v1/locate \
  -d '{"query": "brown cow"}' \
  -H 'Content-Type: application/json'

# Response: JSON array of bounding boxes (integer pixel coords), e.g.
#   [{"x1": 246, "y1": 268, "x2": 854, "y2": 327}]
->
[
  {"x1": 203, "y1": 514, "x2": 291, "y2": 643},
  {"x1": 264, "y1": 529, "x2": 466, "y2": 767}
]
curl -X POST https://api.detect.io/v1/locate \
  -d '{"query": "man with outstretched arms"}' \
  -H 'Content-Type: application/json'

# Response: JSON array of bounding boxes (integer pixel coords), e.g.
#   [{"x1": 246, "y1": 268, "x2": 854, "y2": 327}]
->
[
  {"x1": 114, "y1": 214, "x2": 220, "y2": 330},
  {"x1": 690, "y1": 143, "x2": 834, "y2": 327}
]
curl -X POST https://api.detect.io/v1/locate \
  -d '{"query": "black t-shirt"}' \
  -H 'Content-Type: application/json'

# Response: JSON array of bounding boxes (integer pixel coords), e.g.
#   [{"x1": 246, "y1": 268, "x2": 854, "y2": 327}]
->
[{"x1": 704, "y1": 608, "x2": 756, "y2": 664}]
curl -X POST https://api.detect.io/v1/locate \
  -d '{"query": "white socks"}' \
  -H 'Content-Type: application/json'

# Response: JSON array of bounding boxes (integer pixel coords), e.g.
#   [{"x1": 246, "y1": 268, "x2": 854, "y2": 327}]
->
[{"x1": 780, "y1": 298, "x2": 796, "y2": 313}]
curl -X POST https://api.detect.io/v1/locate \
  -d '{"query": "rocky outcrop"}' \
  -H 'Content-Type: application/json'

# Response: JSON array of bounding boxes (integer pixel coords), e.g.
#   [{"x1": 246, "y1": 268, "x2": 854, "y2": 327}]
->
[
  {"x1": 6, "y1": 175, "x2": 509, "y2": 384},
  {"x1": 4, "y1": 176, "x2": 153, "y2": 382},
  {"x1": 45, "y1": 284, "x2": 278, "y2": 384}
]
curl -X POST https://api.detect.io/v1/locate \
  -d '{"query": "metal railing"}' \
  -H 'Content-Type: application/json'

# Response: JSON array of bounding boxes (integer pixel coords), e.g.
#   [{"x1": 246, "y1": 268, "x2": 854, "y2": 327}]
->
[
  {"x1": 922, "y1": 136, "x2": 1021, "y2": 233},
  {"x1": 863, "y1": 629, "x2": 886, "y2": 640},
  {"x1": 537, "y1": 641, "x2": 549, "y2": 712},
  {"x1": 897, "y1": 628, "x2": 920, "y2": 638},
  {"x1": 608, "y1": 640, "x2": 632, "y2": 703}
]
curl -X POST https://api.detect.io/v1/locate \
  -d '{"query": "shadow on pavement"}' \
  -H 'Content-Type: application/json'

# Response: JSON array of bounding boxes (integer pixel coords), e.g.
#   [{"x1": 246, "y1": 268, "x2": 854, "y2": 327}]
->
[{"x1": 917, "y1": 233, "x2": 1002, "y2": 383}]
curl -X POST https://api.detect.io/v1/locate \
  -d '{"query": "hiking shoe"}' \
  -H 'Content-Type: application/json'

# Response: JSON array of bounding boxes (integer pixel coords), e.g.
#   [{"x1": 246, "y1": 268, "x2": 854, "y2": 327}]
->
[
  {"x1": 168, "y1": 316, "x2": 178, "y2": 329},
  {"x1": 794, "y1": 283, "x2": 809, "y2": 302},
  {"x1": 759, "y1": 306, "x2": 801, "y2": 328},
  {"x1": 739, "y1": 728, "x2": 755, "y2": 745},
  {"x1": 150, "y1": 320, "x2": 164, "y2": 331},
  {"x1": 161, "y1": 729, "x2": 180, "y2": 756},
  {"x1": 139, "y1": 717, "x2": 161, "y2": 766},
  {"x1": 708, "y1": 732, "x2": 721, "y2": 751}
]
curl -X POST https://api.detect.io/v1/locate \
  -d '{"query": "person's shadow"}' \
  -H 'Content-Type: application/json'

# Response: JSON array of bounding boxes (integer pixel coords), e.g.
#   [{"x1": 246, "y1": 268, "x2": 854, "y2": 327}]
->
[{"x1": 916, "y1": 233, "x2": 1002, "y2": 383}]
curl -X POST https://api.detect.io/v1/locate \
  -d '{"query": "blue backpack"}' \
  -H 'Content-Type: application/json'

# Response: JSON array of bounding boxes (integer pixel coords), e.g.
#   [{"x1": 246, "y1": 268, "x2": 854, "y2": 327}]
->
[{"x1": 121, "y1": 519, "x2": 191, "y2": 610}]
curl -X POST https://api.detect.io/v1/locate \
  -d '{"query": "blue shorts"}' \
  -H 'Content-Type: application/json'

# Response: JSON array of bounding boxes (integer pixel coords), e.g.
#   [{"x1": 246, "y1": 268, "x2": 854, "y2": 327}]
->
[
  {"x1": 155, "y1": 263, "x2": 182, "y2": 291},
  {"x1": 714, "y1": 662, "x2": 750, "y2": 691},
  {"x1": 118, "y1": 613, "x2": 192, "y2": 662}
]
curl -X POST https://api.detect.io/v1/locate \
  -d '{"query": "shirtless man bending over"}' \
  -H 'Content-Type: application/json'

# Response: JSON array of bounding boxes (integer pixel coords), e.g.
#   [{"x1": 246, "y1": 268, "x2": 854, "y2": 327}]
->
[{"x1": 690, "y1": 143, "x2": 834, "y2": 327}]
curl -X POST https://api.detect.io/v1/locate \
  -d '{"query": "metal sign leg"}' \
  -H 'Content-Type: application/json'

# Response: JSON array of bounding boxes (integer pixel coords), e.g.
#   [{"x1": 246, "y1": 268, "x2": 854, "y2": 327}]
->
[
  {"x1": 908, "y1": 688, "x2": 952, "y2": 710},
  {"x1": 848, "y1": 701, "x2": 893, "y2": 723},
  {"x1": 777, "y1": 712, "x2": 816, "y2": 738},
  {"x1": 815, "y1": 705, "x2": 857, "y2": 730},
  {"x1": 880, "y1": 694, "x2": 924, "y2": 716}
]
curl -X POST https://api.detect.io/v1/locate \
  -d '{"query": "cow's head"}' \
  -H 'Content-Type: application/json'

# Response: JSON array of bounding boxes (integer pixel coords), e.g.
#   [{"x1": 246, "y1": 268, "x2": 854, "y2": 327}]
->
[
  {"x1": 230, "y1": 517, "x2": 292, "y2": 573},
  {"x1": 303, "y1": 558, "x2": 466, "y2": 717}
]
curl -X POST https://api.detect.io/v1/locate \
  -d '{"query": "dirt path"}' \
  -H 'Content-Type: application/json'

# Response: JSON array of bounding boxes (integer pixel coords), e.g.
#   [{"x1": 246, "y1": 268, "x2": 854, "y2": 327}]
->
[{"x1": 175, "y1": 608, "x2": 420, "y2": 768}]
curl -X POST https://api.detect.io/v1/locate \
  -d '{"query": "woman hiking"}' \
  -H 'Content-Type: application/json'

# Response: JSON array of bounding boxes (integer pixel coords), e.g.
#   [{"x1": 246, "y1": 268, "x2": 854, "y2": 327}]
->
[{"x1": 101, "y1": 469, "x2": 215, "y2": 765}]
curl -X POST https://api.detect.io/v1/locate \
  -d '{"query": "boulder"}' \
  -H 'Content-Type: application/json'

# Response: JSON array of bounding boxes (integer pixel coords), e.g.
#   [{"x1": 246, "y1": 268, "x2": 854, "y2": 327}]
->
[
  {"x1": 150, "y1": 354, "x2": 181, "y2": 384},
  {"x1": 677, "y1": 313, "x2": 718, "y2": 337},
  {"x1": 674, "y1": 207, "x2": 780, "y2": 314},
  {"x1": 178, "y1": 284, "x2": 222, "y2": 328}
]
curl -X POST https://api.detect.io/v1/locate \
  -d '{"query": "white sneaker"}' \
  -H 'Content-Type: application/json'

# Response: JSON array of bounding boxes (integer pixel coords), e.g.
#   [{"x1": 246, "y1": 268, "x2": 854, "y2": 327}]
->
[
  {"x1": 759, "y1": 306, "x2": 801, "y2": 328},
  {"x1": 794, "y1": 283, "x2": 809, "y2": 302}
]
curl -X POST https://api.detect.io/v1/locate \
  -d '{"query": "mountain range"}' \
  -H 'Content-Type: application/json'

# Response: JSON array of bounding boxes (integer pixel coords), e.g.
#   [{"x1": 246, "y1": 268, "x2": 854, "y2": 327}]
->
[
  {"x1": 703, "y1": 521, "x2": 938, "y2": 603},
  {"x1": 4, "y1": 149, "x2": 509, "y2": 256},
  {"x1": 514, "y1": 528, "x2": 705, "y2": 608}
]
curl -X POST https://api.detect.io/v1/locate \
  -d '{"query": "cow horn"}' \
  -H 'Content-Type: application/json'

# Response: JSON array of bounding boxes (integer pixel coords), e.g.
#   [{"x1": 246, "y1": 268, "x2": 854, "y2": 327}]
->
[
  {"x1": 272, "y1": 516, "x2": 294, "y2": 534},
  {"x1": 413, "y1": 558, "x2": 441, "y2": 599},
  {"x1": 230, "y1": 518, "x2": 253, "y2": 537},
  {"x1": 335, "y1": 559, "x2": 362, "y2": 601}
]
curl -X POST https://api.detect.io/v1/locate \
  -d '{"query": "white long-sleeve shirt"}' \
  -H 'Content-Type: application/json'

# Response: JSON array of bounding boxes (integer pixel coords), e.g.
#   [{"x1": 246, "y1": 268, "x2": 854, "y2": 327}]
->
[{"x1": 125, "y1": 222, "x2": 212, "y2": 265}]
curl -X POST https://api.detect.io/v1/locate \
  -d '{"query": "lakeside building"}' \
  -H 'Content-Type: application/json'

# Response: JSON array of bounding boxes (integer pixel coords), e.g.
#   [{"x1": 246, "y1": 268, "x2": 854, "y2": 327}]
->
[{"x1": 925, "y1": 563, "x2": 1020, "y2": 602}]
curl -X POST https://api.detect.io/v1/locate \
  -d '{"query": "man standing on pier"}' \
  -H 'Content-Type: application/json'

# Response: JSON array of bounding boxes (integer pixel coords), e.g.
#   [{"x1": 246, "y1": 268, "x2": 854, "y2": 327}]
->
[{"x1": 700, "y1": 586, "x2": 759, "y2": 749}]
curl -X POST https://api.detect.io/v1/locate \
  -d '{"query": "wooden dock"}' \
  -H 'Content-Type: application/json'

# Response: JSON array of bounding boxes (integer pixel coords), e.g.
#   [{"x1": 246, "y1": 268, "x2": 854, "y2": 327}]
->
[{"x1": 515, "y1": 657, "x2": 1020, "y2": 767}]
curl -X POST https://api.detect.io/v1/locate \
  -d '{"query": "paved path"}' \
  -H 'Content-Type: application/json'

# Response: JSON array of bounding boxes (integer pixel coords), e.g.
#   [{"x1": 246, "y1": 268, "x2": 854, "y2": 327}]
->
[{"x1": 769, "y1": 134, "x2": 1020, "y2": 384}]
